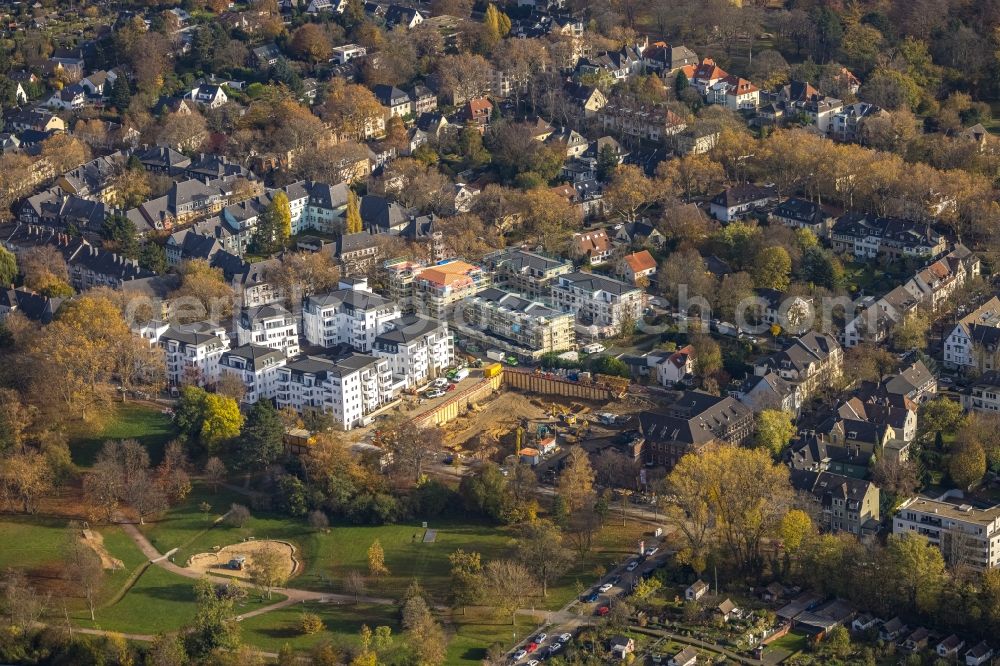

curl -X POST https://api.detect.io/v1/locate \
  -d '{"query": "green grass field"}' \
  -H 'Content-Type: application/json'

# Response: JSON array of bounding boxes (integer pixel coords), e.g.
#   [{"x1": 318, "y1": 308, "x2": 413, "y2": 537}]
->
[
  {"x1": 239, "y1": 601, "x2": 400, "y2": 653},
  {"x1": 69, "y1": 402, "x2": 176, "y2": 467},
  {"x1": 0, "y1": 514, "x2": 71, "y2": 571},
  {"x1": 447, "y1": 612, "x2": 539, "y2": 665}
]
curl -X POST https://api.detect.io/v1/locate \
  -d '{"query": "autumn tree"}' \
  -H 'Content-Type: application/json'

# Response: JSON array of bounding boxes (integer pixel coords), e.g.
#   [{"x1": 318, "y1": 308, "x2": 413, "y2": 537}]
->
[
  {"x1": 290, "y1": 23, "x2": 333, "y2": 64},
  {"x1": 248, "y1": 543, "x2": 289, "y2": 599},
  {"x1": 204, "y1": 456, "x2": 227, "y2": 493},
  {"x1": 40, "y1": 134, "x2": 90, "y2": 173},
  {"x1": 482, "y1": 559, "x2": 535, "y2": 625},
  {"x1": 448, "y1": 549, "x2": 483, "y2": 614},
  {"x1": 63, "y1": 523, "x2": 105, "y2": 621},
  {"x1": 319, "y1": 80, "x2": 385, "y2": 141},
  {"x1": 402, "y1": 591, "x2": 447, "y2": 664},
  {"x1": 753, "y1": 246, "x2": 792, "y2": 291},
  {"x1": 755, "y1": 410, "x2": 796, "y2": 456},
  {"x1": 557, "y1": 447, "x2": 595, "y2": 513},
  {"x1": 368, "y1": 539, "x2": 389, "y2": 577},
  {"x1": 184, "y1": 577, "x2": 242, "y2": 658},
  {"x1": 434, "y1": 53, "x2": 491, "y2": 104},
  {"x1": 886, "y1": 533, "x2": 947, "y2": 615},
  {"x1": 604, "y1": 164, "x2": 658, "y2": 223},
  {"x1": 346, "y1": 189, "x2": 363, "y2": 234},
  {"x1": 516, "y1": 519, "x2": 571, "y2": 597},
  {"x1": 0, "y1": 449, "x2": 53, "y2": 514},
  {"x1": 173, "y1": 259, "x2": 234, "y2": 321},
  {"x1": 657, "y1": 153, "x2": 724, "y2": 202},
  {"x1": 950, "y1": 439, "x2": 987, "y2": 490}
]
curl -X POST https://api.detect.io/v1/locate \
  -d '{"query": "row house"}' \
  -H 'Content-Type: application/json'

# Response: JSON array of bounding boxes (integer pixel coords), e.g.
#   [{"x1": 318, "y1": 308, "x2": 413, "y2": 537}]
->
[
  {"x1": 211, "y1": 251, "x2": 284, "y2": 309},
  {"x1": 597, "y1": 102, "x2": 687, "y2": 144},
  {"x1": 753, "y1": 331, "x2": 843, "y2": 401},
  {"x1": 301, "y1": 278, "x2": 401, "y2": 352},
  {"x1": 963, "y1": 372, "x2": 1000, "y2": 415},
  {"x1": 236, "y1": 303, "x2": 300, "y2": 358},
  {"x1": 372, "y1": 314, "x2": 454, "y2": 388},
  {"x1": 831, "y1": 213, "x2": 945, "y2": 260},
  {"x1": 275, "y1": 353, "x2": 397, "y2": 430},
  {"x1": 218, "y1": 344, "x2": 287, "y2": 405},
  {"x1": 944, "y1": 296, "x2": 1000, "y2": 373},
  {"x1": 550, "y1": 271, "x2": 644, "y2": 340},
  {"x1": 458, "y1": 287, "x2": 576, "y2": 361}
]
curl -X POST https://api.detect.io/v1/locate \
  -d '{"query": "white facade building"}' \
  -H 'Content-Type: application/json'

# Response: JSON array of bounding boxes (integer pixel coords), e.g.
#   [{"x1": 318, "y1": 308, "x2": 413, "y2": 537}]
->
[
  {"x1": 275, "y1": 353, "x2": 397, "y2": 430},
  {"x1": 894, "y1": 496, "x2": 1000, "y2": 572},
  {"x1": 302, "y1": 278, "x2": 402, "y2": 352},
  {"x1": 373, "y1": 314, "x2": 454, "y2": 388},
  {"x1": 236, "y1": 303, "x2": 300, "y2": 358},
  {"x1": 156, "y1": 322, "x2": 231, "y2": 388},
  {"x1": 550, "y1": 272, "x2": 644, "y2": 339},
  {"x1": 218, "y1": 344, "x2": 287, "y2": 404}
]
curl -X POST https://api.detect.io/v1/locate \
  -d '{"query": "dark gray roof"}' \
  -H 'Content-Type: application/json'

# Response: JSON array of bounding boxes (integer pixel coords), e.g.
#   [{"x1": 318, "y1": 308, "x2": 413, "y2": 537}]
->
[
  {"x1": 375, "y1": 314, "x2": 442, "y2": 345},
  {"x1": 556, "y1": 271, "x2": 638, "y2": 296},
  {"x1": 222, "y1": 343, "x2": 285, "y2": 370},
  {"x1": 306, "y1": 288, "x2": 392, "y2": 312}
]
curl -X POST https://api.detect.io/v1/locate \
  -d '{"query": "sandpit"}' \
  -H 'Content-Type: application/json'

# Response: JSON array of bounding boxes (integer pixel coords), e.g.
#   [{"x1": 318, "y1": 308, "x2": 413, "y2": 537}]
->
[
  {"x1": 81, "y1": 529, "x2": 124, "y2": 570},
  {"x1": 186, "y1": 540, "x2": 298, "y2": 580}
]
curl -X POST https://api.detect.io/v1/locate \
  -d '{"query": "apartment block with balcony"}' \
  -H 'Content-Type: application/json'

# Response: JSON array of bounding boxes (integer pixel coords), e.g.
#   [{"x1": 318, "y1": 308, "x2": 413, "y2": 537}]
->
[
  {"x1": 373, "y1": 314, "x2": 454, "y2": 389},
  {"x1": 302, "y1": 278, "x2": 401, "y2": 352},
  {"x1": 219, "y1": 344, "x2": 287, "y2": 405},
  {"x1": 275, "y1": 353, "x2": 396, "y2": 430},
  {"x1": 550, "y1": 272, "x2": 643, "y2": 340},
  {"x1": 482, "y1": 248, "x2": 572, "y2": 300},
  {"x1": 236, "y1": 303, "x2": 300, "y2": 358},
  {"x1": 457, "y1": 287, "x2": 575, "y2": 361},
  {"x1": 893, "y1": 496, "x2": 1000, "y2": 572},
  {"x1": 156, "y1": 321, "x2": 231, "y2": 388},
  {"x1": 409, "y1": 260, "x2": 490, "y2": 320}
]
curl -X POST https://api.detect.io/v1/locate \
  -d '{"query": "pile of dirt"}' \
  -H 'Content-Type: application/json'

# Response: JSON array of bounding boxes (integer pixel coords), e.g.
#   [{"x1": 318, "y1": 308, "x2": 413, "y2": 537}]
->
[
  {"x1": 81, "y1": 529, "x2": 124, "y2": 570},
  {"x1": 186, "y1": 540, "x2": 297, "y2": 580}
]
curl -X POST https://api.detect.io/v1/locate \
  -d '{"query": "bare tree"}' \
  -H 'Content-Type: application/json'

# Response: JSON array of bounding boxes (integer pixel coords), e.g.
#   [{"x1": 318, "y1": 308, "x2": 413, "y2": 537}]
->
[
  {"x1": 344, "y1": 570, "x2": 367, "y2": 603},
  {"x1": 482, "y1": 559, "x2": 536, "y2": 625},
  {"x1": 62, "y1": 523, "x2": 104, "y2": 621},
  {"x1": 2, "y1": 568, "x2": 48, "y2": 632},
  {"x1": 204, "y1": 457, "x2": 227, "y2": 493}
]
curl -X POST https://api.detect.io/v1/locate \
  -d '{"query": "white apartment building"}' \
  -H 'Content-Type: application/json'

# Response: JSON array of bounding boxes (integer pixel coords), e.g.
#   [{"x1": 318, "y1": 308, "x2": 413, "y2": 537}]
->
[
  {"x1": 218, "y1": 344, "x2": 287, "y2": 404},
  {"x1": 457, "y1": 287, "x2": 575, "y2": 360},
  {"x1": 330, "y1": 44, "x2": 367, "y2": 65},
  {"x1": 302, "y1": 278, "x2": 401, "y2": 352},
  {"x1": 386, "y1": 259, "x2": 491, "y2": 319},
  {"x1": 275, "y1": 353, "x2": 397, "y2": 430},
  {"x1": 236, "y1": 303, "x2": 300, "y2": 358},
  {"x1": 550, "y1": 272, "x2": 644, "y2": 339},
  {"x1": 156, "y1": 321, "x2": 231, "y2": 388},
  {"x1": 373, "y1": 314, "x2": 454, "y2": 388},
  {"x1": 944, "y1": 297, "x2": 1000, "y2": 373},
  {"x1": 894, "y1": 496, "x2": 1000, "y2": 571}
]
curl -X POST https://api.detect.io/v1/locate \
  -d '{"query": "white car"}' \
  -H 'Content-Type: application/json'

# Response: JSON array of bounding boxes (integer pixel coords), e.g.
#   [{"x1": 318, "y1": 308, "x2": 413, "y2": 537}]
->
[
  {"x1": 559, "y1": 633, "x2": 573, "y2": 643},
  {"x1": 645, "y1": 546, "x2": 659, "y2": 556},
  {"x1": 426, "y1": 389, "x2": 446, "y2": 399},
  {"x1": 527, "y1": 661, "x2": 539, "y2": 666},
  {"x1": 432, "y1": 377, "x2": 449, "y2": 388},
  {"x1": 548, "y1": 644, "x2": 562, "y2": 655},
  {"x1": 625, "y1": 560, "x2": 639, "y2": 571},
  {"x1": 534, "y1": 633, "x2": 547, "y2": 644},
  {"x1": 513, "y1": 650, "x2": 527, "y2": 661},
  {"x1": 599, "y1": 583, "x2": 613, "y2": 593},
  {"x1": 581, "y1": 343, "x2": 605, "y2": 354}
]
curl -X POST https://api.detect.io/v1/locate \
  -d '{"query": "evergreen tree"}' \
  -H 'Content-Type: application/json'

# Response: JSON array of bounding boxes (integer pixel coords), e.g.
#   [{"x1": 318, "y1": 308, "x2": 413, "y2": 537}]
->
[
  {"x1": 139, "y1": 242, "x2": 167, "y2": 274},
  {"x1": 0, "y1": 245, "x2": 16, "y2": 286},
  {"x1": 101, "y1": 214, "x2": 139, "y2": 258},
  {"x1": 345, "y1": 189, "x2": 362, "y2": 234},
  {"x1": 596, "y1": 144, "x2": 620, "y2": 181},
  {"x1": 111, "y1": 74, "x2": 131, "y2": 112},
  {"x1": 239, "y1": 401, "x2": 285, "y2": 472},
  {"x1": 675, "y1": 70, "x2": 689, "y2": 98}
]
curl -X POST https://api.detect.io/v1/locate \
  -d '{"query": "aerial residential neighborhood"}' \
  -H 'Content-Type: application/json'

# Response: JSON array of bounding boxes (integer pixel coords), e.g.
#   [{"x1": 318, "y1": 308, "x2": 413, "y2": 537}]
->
[{"x1": 2, "y1": 0, "x2": 1000, "y2": 665}]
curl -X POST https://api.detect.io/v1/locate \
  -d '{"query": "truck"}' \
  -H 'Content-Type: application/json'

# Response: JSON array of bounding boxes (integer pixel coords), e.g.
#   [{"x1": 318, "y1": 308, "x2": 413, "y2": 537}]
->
[
  {"x1": 451, "y1": 368, "x2": 469, "y2": 382},
  {"x1": 486, "y1": 349, "x2": 506, "y2": 362},
  {"x1": 482, "y1": 362, "x2": 502, "y2": 378}
]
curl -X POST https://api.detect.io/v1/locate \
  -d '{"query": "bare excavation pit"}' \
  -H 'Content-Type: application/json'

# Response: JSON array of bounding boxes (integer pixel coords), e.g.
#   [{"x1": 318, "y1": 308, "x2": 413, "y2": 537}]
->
[{"x1": 186, "y1": 540, "x2": 298, "y2": 580}]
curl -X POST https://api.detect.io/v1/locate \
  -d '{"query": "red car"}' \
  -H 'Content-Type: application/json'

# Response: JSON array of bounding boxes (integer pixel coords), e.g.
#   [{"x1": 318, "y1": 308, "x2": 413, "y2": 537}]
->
[
  {"x1": 445, "y1": 382, "x2": 456, "y2": 391},
  {"x1": 525, "y1": 642, "x2": 539, "y2": 654},
  {"x1": 596, "y1": 605, "x2": 610, "y2": 616}
]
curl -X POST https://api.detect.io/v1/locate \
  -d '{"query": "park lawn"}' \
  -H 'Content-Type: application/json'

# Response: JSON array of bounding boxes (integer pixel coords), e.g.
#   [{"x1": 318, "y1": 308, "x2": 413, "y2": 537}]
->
[
  {"x1": 446, "y1": 611, "x2": 538, "y2": 665},
  {"x1": 300, "y1": 520, "x2": 519, "y2": 600},
  {"x1": 76, "y1": 564, "x2": 281, "y2": 635},
  {"x1": 139, "y1": 483, "x2": 248, "y2": 558},
  {"x1": 94, "y1": 524, "x2": 156, "y2": 607},
  {"x1": 240, "y1": 601, "x2": 400, "y2": 654},
  {"x1": 70, "y1": 402, "x2": 176, "y2": 467},
  {"x1": 0, "y1": 514, "x2": 71, "y2": 571}
]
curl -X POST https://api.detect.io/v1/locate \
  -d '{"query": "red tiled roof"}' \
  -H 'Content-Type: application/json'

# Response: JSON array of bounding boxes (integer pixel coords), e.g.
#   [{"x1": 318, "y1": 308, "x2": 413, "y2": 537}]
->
[{"x1": 624, "y1": 250, "x2": 656, "y2": 273}]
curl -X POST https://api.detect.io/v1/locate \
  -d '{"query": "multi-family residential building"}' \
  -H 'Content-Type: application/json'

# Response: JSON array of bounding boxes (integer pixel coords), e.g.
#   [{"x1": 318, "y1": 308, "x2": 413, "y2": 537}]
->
[
  {"x1": 373, "y1": 84, "x2": 412, "y2": 117},
  {"x1": 831, "y1": 213, "x2": 946, "y2": 260},
  {"x1": 707, "y1": 75, "x2": 759, "y2": 111},
  {"x1": 218, "y1": 344, "x2": 287, "y2": 404},
  {"x1": 483, "y1": 248, "x2": 573, "y2": 299},
  {"x1": 830, "y1": 102, "x2": 884, "y2": 142},
  {"x1": 755, "y1": 288, "x2": 814, "y2": 335},
  {"x1": 275, "y1": 353, "x2": 397, "y2": 430},
  {"x1": 373, "y1": 314, "x2": 453, "y2": 388},
  {"x1": 791, "y1": 469, "x2": 880, "y2": 538},
  {"x1": 962, "y1": 372, "x2": 1000, "y2": 415},
  {"x1": 236, "y1": 304, "x2": 300, "y2": 358},
  {"x1": 302, "y1": 278, "x2": 402, "y2": 352},
  {"x1": 551, "y1": 272, "x2": 644, "y2": 338},
  {"x1": 709, "y1": 184, "x2": 778, "y2": 223},
  {"x1": 776, "y1": 81, "x2": 843, "y2": 133},
  {"x1": 639, "y1": 391, "x2": 753, "y2": 469},
  {"x1": 753, "y1": 332, "x2": 843, "y2": 400},
  {"x1": 656, "y1": 344, "x2": 695, "y2": 387},
  {"x1": 597, "y1": 102, "x2": 687, "y2": 143},
  {"x1": 156, "y1": 321, "x2": 231, "y2": 388},
  {"x1": 641, "y1": 41, "x2": 698, "y2": 73},
  {"x1": 944, "y1": 297, "x2": 1000, "y2": 372},
  {"x1": 771, "y1": 197, "x2": 833, "y2": 236},
  {"x1": 395, "y1": 260, "x2": 490, "y2": 319},
  {"x1": 893, "y1": 496, "x2": 1000, "y2": 571},
  {"x1": 458, "y1": 287, "x2": 575, "y2": 360}
]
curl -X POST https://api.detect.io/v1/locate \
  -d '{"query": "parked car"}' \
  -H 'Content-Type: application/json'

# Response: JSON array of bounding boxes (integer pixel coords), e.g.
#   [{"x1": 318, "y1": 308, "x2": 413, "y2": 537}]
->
[
  {"x1": 525, "y1": 642, "x2": 538, "y2": 654},
  {"x1": 558, "y1": 633, "x2": 573, "y2": 643},
  {"x1": 548, "y1": 643, "x2": 562, "y2": 655},
  {"x1": 625, "y1": 560, "x2": 638, "y2": 571},
  {"x1": 432, "y1": 377, "x2": 449, "y2": 388},
  {"x1": 596, "y1": 605, "x2": 610, "y2": 616},
  {"x1": 645, "y1": 546, "x2": 659, "y2": 556},
  {"x1": 583, "y1": 591, "x2": 600, "y2": 603},
  {"x1": 513, "y1": 649, "x2": 527, "y2": 661},
  {"x1": 426, "y1": 389, "x2": 445, "y2": 398},
  {"x1": 581, "y1": 343, "x2": 605, "y2": 354},
  {"x1": 534, "y1": 634, "x2": 547, "y2": 644},
  {"x1": 445, "y1": 383, "x2": 456, "y2": 391},
  {"x1": 527, "y1": 661, "x2": 539, "y2": 666},
  {"x1": 599, "y1": 583, "x2": 613, "y2": 593}
]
